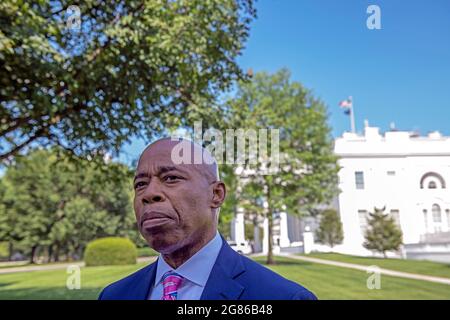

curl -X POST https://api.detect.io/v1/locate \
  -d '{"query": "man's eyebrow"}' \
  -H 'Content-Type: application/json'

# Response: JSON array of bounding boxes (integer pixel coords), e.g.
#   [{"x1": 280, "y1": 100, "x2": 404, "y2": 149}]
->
[
  {"x1": 133, "y1": 166, "x2": 184, "y2": 182},
  {"x1": 133, "y1": 172, "x2": 149, "y2": 182}
]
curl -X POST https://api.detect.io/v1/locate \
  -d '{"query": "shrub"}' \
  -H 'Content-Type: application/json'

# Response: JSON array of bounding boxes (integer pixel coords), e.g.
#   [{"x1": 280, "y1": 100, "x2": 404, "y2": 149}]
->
[
  {"x1": 137, "y1": 247, "x2": 159, "y2": 257},
  {"x1": 363, "y1": 207, "x2": 403, "y2": 258},
  {"x1": 316, "y1": 209, "x2": 344, "y2": 248},
  {"x1": 0, "y1": 242, "x2": 9, "y2": 260},
  {"x1": 84, "y1": 237, "x2": 137, "y2": 266}
]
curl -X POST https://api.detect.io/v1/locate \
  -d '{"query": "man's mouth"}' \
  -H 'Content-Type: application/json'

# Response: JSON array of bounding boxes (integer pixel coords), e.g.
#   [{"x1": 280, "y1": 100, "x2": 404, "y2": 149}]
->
[{"x1": 141, "y1": 211, "x2": 174, "y2": 229}]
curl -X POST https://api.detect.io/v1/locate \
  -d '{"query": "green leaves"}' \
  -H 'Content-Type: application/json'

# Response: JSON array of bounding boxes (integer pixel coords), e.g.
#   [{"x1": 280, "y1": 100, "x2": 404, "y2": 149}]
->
[
  {"x1": 225, "y1": 69, "x2": 339, "y2": 217},
  {"x1": 221, "y1": 69, "x2": 339, "y2": 263},
  {"x1": 0, "y1": 148, "x2": 139, "y2": 261},
  {"x1": 0, "y1": 0, "x2": 256, "y2": 161}
]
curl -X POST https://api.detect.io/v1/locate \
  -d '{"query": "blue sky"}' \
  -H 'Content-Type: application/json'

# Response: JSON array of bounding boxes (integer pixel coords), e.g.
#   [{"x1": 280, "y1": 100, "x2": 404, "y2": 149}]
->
[{"x1": 120, "y1": 0, "x2": 450, "y2": 164}]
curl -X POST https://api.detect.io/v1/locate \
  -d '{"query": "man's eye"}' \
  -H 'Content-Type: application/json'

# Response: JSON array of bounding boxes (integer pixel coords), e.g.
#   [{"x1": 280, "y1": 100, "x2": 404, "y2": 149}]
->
[
  {"x1": 134, "y1": 181, "x2": 147, "y2": 189},
  {"x1": 163, "y1": 175, "x2": 181, "y2": 183}
]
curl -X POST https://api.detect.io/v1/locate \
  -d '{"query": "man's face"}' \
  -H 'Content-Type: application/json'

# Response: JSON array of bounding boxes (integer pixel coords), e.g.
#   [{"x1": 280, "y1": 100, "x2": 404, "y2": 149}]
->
[{"x1": 133, "y1": 140, "x2": 219, "y2": 254}]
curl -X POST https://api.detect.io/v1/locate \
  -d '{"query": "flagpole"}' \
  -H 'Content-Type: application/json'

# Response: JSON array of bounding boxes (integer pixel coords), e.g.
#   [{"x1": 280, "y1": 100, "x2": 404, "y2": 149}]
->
[{"x1": 350, "y1": 96, "x2": 356, "y2": 133}]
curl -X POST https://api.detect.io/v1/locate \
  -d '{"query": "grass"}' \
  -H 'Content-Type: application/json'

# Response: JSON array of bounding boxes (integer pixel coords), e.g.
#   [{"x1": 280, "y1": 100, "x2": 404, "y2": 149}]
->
[
  {"x1": 254, "y1": 256, "x2": 450, "y2": 299},
  {"x1": 0, "y1": 262, "x2": 149, "y2": 299},
  {"x1": 300, "y1": 253, "x2": 450, "y2": 279},
  {"x1": 0, "y1": 256, "x2": 449, "y2": 299}
]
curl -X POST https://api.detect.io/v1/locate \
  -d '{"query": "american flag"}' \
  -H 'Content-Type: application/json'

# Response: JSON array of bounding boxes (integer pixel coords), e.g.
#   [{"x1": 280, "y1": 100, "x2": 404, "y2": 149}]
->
[{"x1": 339, "y1": 96, "x2": 353, "y2": 108}]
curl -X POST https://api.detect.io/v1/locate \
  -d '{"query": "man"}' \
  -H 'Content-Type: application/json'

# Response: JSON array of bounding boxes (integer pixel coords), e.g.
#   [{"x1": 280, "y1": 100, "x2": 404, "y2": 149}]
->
[{"x1": 99, "y1": 138, "x2": 316, "y2": 300}]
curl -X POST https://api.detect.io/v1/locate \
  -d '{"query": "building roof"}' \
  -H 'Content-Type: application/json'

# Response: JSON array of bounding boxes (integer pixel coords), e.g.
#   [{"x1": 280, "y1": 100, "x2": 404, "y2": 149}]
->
[{"x1": 335, "y1": 126, "x2": 450, "y2": 157}]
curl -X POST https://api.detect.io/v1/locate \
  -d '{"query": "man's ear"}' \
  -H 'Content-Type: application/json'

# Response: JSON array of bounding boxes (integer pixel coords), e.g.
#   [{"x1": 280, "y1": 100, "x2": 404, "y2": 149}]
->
[{"x1": 211, "y1": 181, "x2": 226, "y2": 208}]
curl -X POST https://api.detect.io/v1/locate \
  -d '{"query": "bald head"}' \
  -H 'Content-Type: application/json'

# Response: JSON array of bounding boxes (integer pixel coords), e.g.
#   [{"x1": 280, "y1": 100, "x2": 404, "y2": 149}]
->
[{"x1": 138, "y1": 137, "x2": 219, "y2": 184}]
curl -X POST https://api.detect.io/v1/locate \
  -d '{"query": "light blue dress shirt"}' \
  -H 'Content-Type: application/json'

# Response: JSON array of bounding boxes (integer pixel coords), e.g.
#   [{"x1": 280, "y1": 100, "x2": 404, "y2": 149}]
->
[{"x1": 148, "y1": 231, "x2": 222, "y2": 300}]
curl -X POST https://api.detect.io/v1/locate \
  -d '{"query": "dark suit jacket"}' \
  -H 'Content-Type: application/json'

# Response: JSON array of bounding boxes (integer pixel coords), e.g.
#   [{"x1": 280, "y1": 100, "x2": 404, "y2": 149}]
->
[{"x1": 98, "y1": 237, "x2": 317, "y2": 300}]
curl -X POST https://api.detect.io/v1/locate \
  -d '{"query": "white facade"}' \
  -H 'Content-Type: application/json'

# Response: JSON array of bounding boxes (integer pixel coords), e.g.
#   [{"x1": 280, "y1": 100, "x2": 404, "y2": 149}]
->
[
  {"x1": 334, "y1": 125, "x2": 450, "y2": 258},
  {"x1": 231, "y1": 124, "x2": 450, "y2": 261}
]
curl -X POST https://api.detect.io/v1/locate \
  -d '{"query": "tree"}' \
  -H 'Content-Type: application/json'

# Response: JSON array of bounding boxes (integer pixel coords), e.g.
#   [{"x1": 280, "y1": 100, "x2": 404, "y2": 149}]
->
[
  {"x1": 217, "y1": 163, "x2": 240, "y2": 239},
  {"x1": 0, "y1": 149, "x2": 61, "y2": 263},
  {"x1": 0, "y1": 179, "x2": 11, "y2": 260},
  {"x1": 0, "y1": 148, "x2": 138, "y2": 262},
  {"x1": 0, "y1": 0, "x2": 256, "y2": 162},
  {"x1": 363, "y1": 207, "x2": 403, "y2": 258},
  {"x1": 224, "y1": 69, "x2": 339, "y2": 264},
  {"x1": 315, "y1": 209, "x2": 344, "y2": 248}
]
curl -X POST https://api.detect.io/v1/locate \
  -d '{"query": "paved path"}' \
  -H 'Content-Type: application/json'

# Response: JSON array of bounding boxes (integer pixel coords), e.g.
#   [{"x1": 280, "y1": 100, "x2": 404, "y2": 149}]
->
[
  {"x1": 278, "y1": 253, "x2": 450, "y2": 285},
  {"x1": 2, "y1": 253, "x2": 450, "y2": 286},
  {"x1": 0, "y1": 260, "x2": 28, "y2": 268},
  {"x1": 0, "y1": 257, "x2": 156, "y2": 275}
]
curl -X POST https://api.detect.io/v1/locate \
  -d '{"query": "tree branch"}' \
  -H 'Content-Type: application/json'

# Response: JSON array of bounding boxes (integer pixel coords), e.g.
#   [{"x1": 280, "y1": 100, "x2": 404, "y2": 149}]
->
[
  {"x1": 0, "y1": 3, "x2": 143, "y2": 140},
  {"x1": 0, "y1": 127, "x2": 48, "y2": 161}
]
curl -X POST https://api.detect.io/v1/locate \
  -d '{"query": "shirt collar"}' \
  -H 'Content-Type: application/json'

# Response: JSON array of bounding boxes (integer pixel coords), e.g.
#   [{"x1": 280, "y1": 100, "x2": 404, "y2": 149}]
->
[{"x1": 154, "y1": 231, "x2": 222, "y2": 287}]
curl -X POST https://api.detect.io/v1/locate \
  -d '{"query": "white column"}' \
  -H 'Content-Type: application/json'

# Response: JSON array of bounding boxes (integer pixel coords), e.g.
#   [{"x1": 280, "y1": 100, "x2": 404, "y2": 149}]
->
[
  {"x1": 234, "y1": 209, "x2": 246, "y2": 244},
  {"x1": 303, "y1": 226, "x2": 314, "y2": 254},
  {"x1": 442, "y1": 208, "x2": 449, "y2": 232},
  {"x1": 230, "y1": 217, "x2": 236, "y2": 241},
  {"x1": 253, "y1": 225, "x2": 262, "y2": 252},
  {"x1": 279, "y1": 212, "x2": 290, "y2": 248}
]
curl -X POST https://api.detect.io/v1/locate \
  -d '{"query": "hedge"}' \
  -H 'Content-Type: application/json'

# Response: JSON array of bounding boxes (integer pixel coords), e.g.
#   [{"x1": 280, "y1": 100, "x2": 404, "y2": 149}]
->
[
  {"x1": 137, "y1": 247, "x2": 159, "y2": 257},
  {"x1": 84, "y1": 237, "x2": 137, "y2": 266}
]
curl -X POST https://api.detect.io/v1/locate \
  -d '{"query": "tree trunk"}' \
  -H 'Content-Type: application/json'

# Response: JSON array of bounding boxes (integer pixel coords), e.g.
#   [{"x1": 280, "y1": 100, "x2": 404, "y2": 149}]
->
[
  {"x1": 266, "y1": 184, "x2": 275, "y2": 265},
  {"x1": 47, "y1": 245, "x2": 53, "y2": 263},
  {"x1": 30, "y1": 245, "x2": 38, "y2": 264},
  {"x1": 8, "y1": 242, "x2": 13, "y2": 261},
  {"x1": 65, "y1": 246, "x2": 71, "y2": 262},
  {"x1": 53, "y1": 243, "x2": 60, "y2": 262},
  {"x1": 383, "y1": 251, "x2": 387, "y2": 258}
]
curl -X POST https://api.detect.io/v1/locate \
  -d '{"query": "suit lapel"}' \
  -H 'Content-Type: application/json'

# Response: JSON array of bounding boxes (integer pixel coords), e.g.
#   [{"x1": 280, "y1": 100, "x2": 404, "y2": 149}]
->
[
  {"x1": 200, "y1": 237, "x2": 246, "y2": 300},
  {"x1": 128, "y1": 260, "x2": 157, "y2": 300}
]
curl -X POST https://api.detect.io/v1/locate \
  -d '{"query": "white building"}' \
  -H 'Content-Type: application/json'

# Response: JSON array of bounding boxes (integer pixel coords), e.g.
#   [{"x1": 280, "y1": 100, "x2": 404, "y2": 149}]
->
[
  {"x1": 231, "y1": 123, "x2": 450, "y2": 262},
  {"x1": 335, "y1": 124, "x2": 450, "y2": 261}
]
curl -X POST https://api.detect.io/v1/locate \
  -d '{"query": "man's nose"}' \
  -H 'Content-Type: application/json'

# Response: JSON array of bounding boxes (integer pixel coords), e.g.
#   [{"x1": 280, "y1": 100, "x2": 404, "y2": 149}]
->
[{"x1": 141, "y1": 180, "x2": 165, "y2": 204}]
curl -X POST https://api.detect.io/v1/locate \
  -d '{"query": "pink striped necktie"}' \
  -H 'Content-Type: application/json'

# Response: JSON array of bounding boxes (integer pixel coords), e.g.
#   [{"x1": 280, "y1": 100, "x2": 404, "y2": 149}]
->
[{"x1": 161, "y1": 271, "x2": 184, "y2": 300}]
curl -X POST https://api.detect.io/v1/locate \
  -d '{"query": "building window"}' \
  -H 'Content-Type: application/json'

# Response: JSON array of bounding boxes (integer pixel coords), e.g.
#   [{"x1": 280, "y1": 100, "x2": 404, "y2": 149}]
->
[
  {"x1": 420, "y1": 172, "x2": 446, "y2": 189},
  {"x1": 355, "y1": 171, "x2": 365, "y2": 189},
  {"x1": 358, "y1": 210, "x2": 368, "y2": 235},
  {"x1": 432, "y1": 204, "x2": 442, "y2": 223},
  {"x1": 428, "y1": 181, "x2": 437, "y2": 189},
  {"x1": 432, "y1": 204, "x2": 443, "y2": 233}
]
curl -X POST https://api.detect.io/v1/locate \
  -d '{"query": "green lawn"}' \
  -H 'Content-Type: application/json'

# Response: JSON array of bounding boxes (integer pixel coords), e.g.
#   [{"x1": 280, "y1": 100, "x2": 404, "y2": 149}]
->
[
  {"x1": 255, "y1": 256, "x2": 450, "y2": 299},
  {"x1": 0, "y1": 257, "x2": 449, "y2": 299},
  {"x1": 300, "y1": 253, "x2": 450, "y2": 279},
  {"x1": 0, "y1": 262, "x2": 149, "y2": 299}
]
